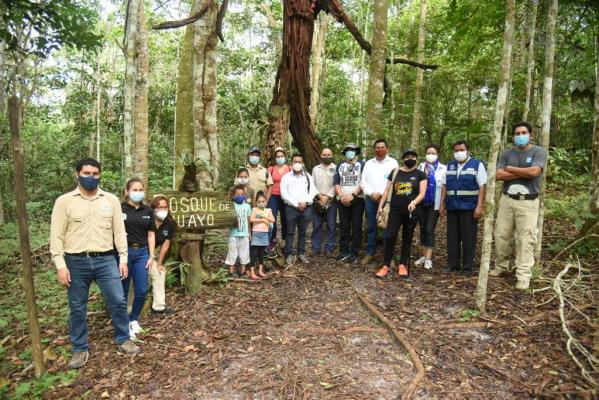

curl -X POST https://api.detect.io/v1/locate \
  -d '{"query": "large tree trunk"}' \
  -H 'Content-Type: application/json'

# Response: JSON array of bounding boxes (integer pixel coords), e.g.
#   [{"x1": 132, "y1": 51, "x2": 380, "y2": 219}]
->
[
  {"x1": 365, "y1": 0, "x2": 390, "y2": 140},
  {"x1": 476, "y1": 0, "x2": 515, "y2": 314},
  {"x1": 123, "y1": 0, "x2": 139, "y2": 179},
  {"x1": 592, "y1": 32, "x2": 599, "y2": 360},
  {"x1": 410, "y1": 0, "x2": 427, "y2": 151},
  {"x1": 533, "y1": 0, "x2": 558, "y2": 270},
  {"x1": 309, "y1": 13, "x2": 329, "y2": 132},
  {"x1": 522, "y1": 0, "x2": 538, "y2": 121},
  {"x1": 133, "y1": 0, "x2": 149, "y2": 187},
  {"x1": 0, "y1": 42, "x2": 5, "y2": 225}
]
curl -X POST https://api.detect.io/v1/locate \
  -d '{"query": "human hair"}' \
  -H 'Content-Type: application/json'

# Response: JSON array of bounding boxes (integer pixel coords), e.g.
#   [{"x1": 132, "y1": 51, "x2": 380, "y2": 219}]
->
[
  {"x1": 231, "y1": 185, "x2": 246, "y2": 196},
  {"x1": 150, "y1": 195, "x2": 173, "y2": 220},
  {"x1": 255, "y1": 191, "x2": 267, "y2": 202},
  {"x1": 291, "y1": 153, "x2": 303, "y2": 162},
  {"x1": 513, "y1": 121, "x2": 533, "y2": 135},
  {"x1": 75, "y1": 157, "x2": 101, "y2": 173},
  {"x1": 452, "y1": 140, "x2": 469, "y2": 150},
  {"x1": 425, "y1": 144, "x2": 440, "y2": 154},
  {"x1": 236, "y1": 167, "x2": 249, "y2": 177},
  {"x1": 275, "y1": 150, "x2": 286, "y2": 157},
  {"x1": 373, "y1": 138, "x2": 387, "y2": 148}
]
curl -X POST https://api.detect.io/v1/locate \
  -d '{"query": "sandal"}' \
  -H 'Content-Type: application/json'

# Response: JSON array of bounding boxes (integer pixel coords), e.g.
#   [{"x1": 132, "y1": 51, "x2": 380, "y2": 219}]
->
[
  {"x1": 375, "y1": 265, "x2": 392, "y2": 279},
  {"x1": 249, "y1": 273, "x2": 261, "y2": 281},
  {"x1": 398, "y1": 264, "x2": 409, "y2": 278}
]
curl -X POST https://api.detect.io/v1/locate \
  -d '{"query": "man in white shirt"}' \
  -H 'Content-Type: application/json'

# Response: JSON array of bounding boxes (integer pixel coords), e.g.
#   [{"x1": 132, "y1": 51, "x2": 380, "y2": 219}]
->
[
  {"x1": 281, "y1": 154, "x2": 318, "y2": 265},
  {"x1": 311, "y1": 148, "x2": 337, "y2": 257},
  {"x1": 360, "y1": 139, "x2": 399, "y2": 264}
]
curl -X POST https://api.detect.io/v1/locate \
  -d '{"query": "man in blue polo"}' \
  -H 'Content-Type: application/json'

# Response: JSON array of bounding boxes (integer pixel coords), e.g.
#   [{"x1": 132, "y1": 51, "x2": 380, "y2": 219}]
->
[{"x1": 439, "y1": 140, "x2": 487, "y2": 276}]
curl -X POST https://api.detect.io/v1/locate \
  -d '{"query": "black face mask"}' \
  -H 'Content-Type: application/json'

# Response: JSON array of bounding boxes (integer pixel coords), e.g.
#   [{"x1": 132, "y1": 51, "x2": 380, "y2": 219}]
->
[
  {"x1": 321, "y1": 157, "x2": 333, "y2": 165},
  {"x1": 404, "y1": 159, "x2": 417, "y2": 168}
]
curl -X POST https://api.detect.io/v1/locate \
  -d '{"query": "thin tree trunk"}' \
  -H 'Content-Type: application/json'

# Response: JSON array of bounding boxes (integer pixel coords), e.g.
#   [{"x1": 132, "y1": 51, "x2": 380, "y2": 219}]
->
[
  {"x1": 590, "y1": 32, "x2": 599, "y2": 218},
  {"x1": 8, "y1": 96, "x2": 45, "y2": 377},
  {"x1": 366, "y1": 0, "x2": 390, "y2": 141},
  {"x1": 95, "y1": 56, "x2": 102, "y2": 161},
  {"x1": 522, "y1": 0, "x2": 538, "y2": 121},
  {"x1": 533, "y1": 0, "x2": 558, "y2": 270},
  {"x1": 310, "y1": 14, "x2": 329, "y2": 132},
  {"x1": 476, "y1": 0, "x2": 516, "y2": 314},
  {"x1": 410, "y1": 0, "x2": 427, "y2": 151},
  {"x1": 123, "y1": 0, "x2": 139, "y2": 179},
  {"x1": 133, "y1": 0, "x2": 149, "y2": 188},
  {"x1": 0, "y1": 41, "x2": 6, "y2": 225}
]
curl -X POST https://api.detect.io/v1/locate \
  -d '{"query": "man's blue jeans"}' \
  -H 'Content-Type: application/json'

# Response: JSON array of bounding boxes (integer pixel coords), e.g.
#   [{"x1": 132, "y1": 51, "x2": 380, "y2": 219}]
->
[
  {"x1": 365, "y1": 196, "x2": 379, "y2": 256},
  {"x1": 121, "y1": 246, "x2": 149, "y2": 322},
  {"x1": 65, "y1": 254, "x2": 130, "y2": 352},
  {"x1": 311, "y1": 201, "x2": 337, "y2": 253}
]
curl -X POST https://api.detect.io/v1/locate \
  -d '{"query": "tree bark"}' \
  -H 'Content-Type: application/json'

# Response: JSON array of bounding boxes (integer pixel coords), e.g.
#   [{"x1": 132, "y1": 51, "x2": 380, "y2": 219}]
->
[
  {"x1": 123, "y1": 0, "x2": 140, "y2": 179},
  {"x1": 410, "y1": 0, "x2": 427, "y2": 151},
  {"x1": 366, "y1": 0, "x2": 390, "y2": 140},
  {"x1": 476, "y1": 0, "x2": 515, "y2": 314},
  {"x1": 310, "y1": 13, "x2": 329, "y2": 132},
  {"x1": 533, "y1": 0, "x2": 558, "y2": 270},
  {"x1": 133, "y1": 0, "x2": 149, "y2": 188},
  {"x1": 522, "y1": 0, "x2": 538, "y2": 121},
  {"x1": 0, "y1": 41, "x2": 5, "y2": 225},
  {"x1": 590, "y1": 32, "x2": 599, "y2": 218},
  {"x1": 8, "y1": 96, "x2": 45, "y2": 377}
]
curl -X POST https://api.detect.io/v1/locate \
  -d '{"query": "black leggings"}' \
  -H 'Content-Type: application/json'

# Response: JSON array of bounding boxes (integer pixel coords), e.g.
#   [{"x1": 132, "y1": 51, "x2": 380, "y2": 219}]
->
[
  {"x1": 250, "y1": 245, "x2": 266, "y2": 267},
  {"x1": 383, "y1": 211, "x2": 418, "y2": 267}
]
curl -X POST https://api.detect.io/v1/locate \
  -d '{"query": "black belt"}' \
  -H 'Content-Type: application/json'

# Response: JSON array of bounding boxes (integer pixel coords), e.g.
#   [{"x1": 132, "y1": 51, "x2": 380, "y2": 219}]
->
[
  {"x1": 505, "y1": 193, "x2": 538, "y2": 200},
  {"x1": 128, "y1": 243, "x2": 147, "y2": 249},
  {"x1": 66, "y1": 251, "x2": 113, "y2": 258}
]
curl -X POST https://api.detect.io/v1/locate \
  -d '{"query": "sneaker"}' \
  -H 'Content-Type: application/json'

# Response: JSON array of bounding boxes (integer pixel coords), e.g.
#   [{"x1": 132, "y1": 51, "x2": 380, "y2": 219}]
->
[
  {"x1": 117, "y1": 340, "x2": 142, "y2": 355},
  {"x1": 336, "y1": 254, "x2": 350, "y2": 262},
  {"x1": 151, "y1": 307, "x2": 176, "y2": 315},
  {"x1": 443, "y1": 266, "x2": 459, "y2": 273},
  {"x1": 68, "y1": 351, "x2": 89, "y2": 369},
  {"x1": 360, "y1": 255, "x2": 374, "y2": 265},
  {"x1": 285, "y1": 255, "x2": 295, "y2": 266},
  {"x1": 461, "y1": 269, "x2": 474, "y2": 277},
  {"x1": 297, "y1": 254, "x2": 309, "y2": 264},
  {"x1": 516, "y1": 280, "x2": 530, "y2": 290},
  {"x1": 375, "y1": 266, "x2": 392, "y2": 279},
  {"x1": 424, "y1": 259, "x2": 433, "y2": 270},
  {"x1": 345, "y1": 255, "x2": 358, "y2": 263},
  {"x1": 414, "y1": 256, "x2": 426, "y2": 267},
  {"x1": 489, "y1": 268, "x2": 504, "y2": 277},
  {"x1": 398, "y1": 264, "x2": 409, "y2": 277},
  {"x1": 129, "y1": 320, "x2": 142, "y2": 335}
]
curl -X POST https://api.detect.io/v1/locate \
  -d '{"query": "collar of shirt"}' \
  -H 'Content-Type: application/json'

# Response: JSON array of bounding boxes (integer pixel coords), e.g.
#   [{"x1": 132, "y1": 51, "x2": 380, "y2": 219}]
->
[
  {"x1": 246, "y1": 164, "x2": 265, "y2": 172},
  {"x1": 122, "y1": 201, "x2": 148, "y2": 211},
  {"x1": 71, "y1": 187, "x2": 105, "y2": 200},
  {"x1": 372, "y1": 155, "x2": 392, "y2": 164}
]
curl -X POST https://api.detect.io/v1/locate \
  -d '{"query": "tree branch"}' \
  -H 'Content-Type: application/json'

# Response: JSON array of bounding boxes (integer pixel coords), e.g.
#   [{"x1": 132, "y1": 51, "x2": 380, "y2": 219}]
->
[
  {"x1": 216, "y1": 0, "x2": 229, "y2": 42},
  {"x1": 152, "y1": 1, "x2": 211, "y2": 30}
]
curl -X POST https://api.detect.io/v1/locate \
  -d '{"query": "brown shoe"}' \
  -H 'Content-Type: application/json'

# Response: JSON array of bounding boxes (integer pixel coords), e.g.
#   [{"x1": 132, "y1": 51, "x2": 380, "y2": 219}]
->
[
  {"x1": 117, "y1": 340, "x2": 142, "y2": 355},
  {"x1": 361, "y1": 255, "x2": 374, "y2": 265},
  {"x1": 68, "y1": 351, "x2": 89, "y2": 369}
]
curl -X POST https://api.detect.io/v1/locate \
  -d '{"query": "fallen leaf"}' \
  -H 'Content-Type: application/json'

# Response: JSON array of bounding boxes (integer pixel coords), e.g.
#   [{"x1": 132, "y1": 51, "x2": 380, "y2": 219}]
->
[
  {"x1": 101, "y1": 391, "x2": 110, "y2": 398},
  {"x1": 43, "y1": 346, "x2": 58, "y2": 361},
  {"x1": 183, "y1": 345, "x2": 196, "y2": 352}
]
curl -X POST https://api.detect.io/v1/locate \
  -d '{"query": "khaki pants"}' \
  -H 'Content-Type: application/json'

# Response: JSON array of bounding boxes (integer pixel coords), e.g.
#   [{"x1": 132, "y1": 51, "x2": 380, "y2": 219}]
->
[
  {"x1": 494, "y1": 195, "x2": 539, "y2": 282},
  {"x1": 149, "y1": 260, "x2": 166, "y2": 311}
]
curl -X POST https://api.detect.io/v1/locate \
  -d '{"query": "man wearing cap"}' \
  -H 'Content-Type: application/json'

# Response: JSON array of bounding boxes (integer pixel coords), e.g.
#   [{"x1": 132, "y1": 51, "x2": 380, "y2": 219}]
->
[
  {"x1": 245, "y1": 146, "x2": 273, "y2": 204},
  {"x1": 490, "y1": 121, "x2": 547, "y2": 290},
  {"x1": 360, "y1": 139, "x2": 398, "y2": 265},
  {"x1": 334, "y1": 143, "x2": 365, "y2": 263}
]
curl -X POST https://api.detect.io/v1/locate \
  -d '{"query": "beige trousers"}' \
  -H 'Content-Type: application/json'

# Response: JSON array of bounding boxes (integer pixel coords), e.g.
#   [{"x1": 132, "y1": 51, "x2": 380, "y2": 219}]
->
[
  {"x1": 494, "y1": 195, "x2": 539, "y2": 282},
  {"x1": 149, "y1": 260, "x2": 166, "y2": 311}
]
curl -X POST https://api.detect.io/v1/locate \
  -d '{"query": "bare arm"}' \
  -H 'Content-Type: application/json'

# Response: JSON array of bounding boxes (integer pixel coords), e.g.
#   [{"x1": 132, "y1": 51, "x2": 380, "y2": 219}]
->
[
  {"x1": 146, "y1": 230, "x2": 156, "y2": 268},
  {"x1": 496, "y1": 168, "x2": 521, "y2": 181},
  {"x1": 505, "y1": 165, "x2": 543, "y2": 179},
  {"x1": 378, "y1": 181, "x2": 392, "y2": 211}
]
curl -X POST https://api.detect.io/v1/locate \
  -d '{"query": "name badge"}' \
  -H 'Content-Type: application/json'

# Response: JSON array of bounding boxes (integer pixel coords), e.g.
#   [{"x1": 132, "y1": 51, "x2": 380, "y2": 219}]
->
[
  {"x1": 526, "y1": 157, "x2": 532, "y2": 163},
  {"x1": 122, "y1": 213, "x2": 127, "y2": 220}
]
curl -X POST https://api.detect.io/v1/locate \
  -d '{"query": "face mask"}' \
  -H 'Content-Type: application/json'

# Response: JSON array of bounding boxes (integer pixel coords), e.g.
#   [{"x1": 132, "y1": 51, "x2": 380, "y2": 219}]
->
[
  {"x1": 237, "y1": 178, "x2": 249, "y2": 185},
  {"x1": 321, "y1": 157, "x2": 333, "y2": 165},
  {"x1": 426, "y1": 154, "x2": 438, "y2": 163},
  {"x1": 292, "y1": 163, "x2": 303, "y2": 172},
  {"x1": 345, "y1": 150, "x2": 356, "y2": 160},
  {"x1": 276, "y1": 157, "x2": 286, "y2": 165},
  {"x1": 454, "y1": 151, "x2": 468, "y2": 162},
  {"x1": 374, "y1": 149, "x2": 387, "y2": 158},
  {"x1": 404, "y1": 159, "x2": 417, "y2": 168},
  {"x1": 257, "y1": 202, "x2": 266, "y2": 209},
  {"x1": 78, "y1": 175, "x2": 100, "y2": 191},
  {"x1": 248, "y1": 155, "x2": 260, "y2": 165},
  {"x1": 155, "y1": 210, "x2": 168, "y2": 221},
  {"x1": 233, "y1": 195, "x2": 246, "y2": 204},
  {"x1": 129, "y1": 191, "x2": 145, "y2": 203},
  {"x1": 514, "y1": 134, "x2": 530, "y2": 147}
]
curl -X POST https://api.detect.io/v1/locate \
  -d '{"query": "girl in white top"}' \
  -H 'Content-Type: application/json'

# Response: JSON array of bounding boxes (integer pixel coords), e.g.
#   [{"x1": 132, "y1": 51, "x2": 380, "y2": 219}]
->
[{"x1": 415, "y1": 144, "x2": 447, "y2": 270}]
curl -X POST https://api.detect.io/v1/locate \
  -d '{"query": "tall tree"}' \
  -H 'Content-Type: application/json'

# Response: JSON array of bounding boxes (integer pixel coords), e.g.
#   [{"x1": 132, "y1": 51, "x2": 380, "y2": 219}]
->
[
  {"x1": 310, "y1": 13, "x2": 329, "y2": 132},
  {"x1": 533, "y1": 0, "x2": 559, "y2": 269},
  {"x1": 123, "y1": 0, "x2": 139, "y2": 180},
  {"x1": 410, "y1": 0, "x2": 427, "y2": 151},
  {"x1": 476, "y1": 0, "x2": 516, "y2": 314},
  {"x1": 522, "y1": 0, "x2": 538, "y2": 121},
  {"x1": 590, "y1": 32, "x2": 599, "y2": 220},
  {"x1": 365, "y1": 0, "x2": 390, "y2": 140}
]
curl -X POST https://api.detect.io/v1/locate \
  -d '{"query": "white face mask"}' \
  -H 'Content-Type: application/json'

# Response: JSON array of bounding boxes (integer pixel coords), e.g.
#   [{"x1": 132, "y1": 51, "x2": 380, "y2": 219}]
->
[
  {"x1": 426, "y1": 154, "x2": 438, "y2": 163},
  {"x1": 237, "y1": 178, "x2": 249, "y2": 185},
  {"x1": 292, "y1": 163, "x2": 303, "y2": 172},
  {"x1": 156, "y1": 210, "x2": 168, "y2": 221},
  {"x1": 454, "y1": 151, "x2": 468, "y2": 162}
]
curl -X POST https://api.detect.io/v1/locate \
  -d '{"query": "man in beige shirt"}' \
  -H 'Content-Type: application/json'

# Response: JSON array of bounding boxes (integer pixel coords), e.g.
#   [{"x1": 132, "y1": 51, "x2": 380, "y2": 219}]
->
[
  {"x1": 245, "y1": 146, "x2": 273, "y2": 203},
  {"x1": 50, "y1": 158, "x2": 141, "y2": 369}
]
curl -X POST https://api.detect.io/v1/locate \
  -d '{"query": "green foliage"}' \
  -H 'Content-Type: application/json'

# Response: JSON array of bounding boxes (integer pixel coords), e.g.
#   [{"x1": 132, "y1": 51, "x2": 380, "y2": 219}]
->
[
  {"x1": 458, "y1": 309, "x2": 481, "y2": 322},
  {"x1": 10, "y1": 371, "x2": 78, "y2": 400},
  {"x1": 548, "y1": 148, "x2": 591, "y2": 185}
]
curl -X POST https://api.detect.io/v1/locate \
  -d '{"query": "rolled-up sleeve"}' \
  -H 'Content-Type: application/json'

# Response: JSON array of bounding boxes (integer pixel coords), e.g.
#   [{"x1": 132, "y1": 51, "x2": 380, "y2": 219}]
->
[
  {"x1": 50, "y1": 197, "x2": 68, "y2": 270},
  {"x1": 112, "y1": 197, "x2": 128, "y2": 264}
]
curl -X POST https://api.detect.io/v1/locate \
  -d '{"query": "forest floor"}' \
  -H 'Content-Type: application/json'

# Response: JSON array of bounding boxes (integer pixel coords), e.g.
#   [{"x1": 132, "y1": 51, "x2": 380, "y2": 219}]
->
[{"x1": 1, "y1": 205, "x2": 597, "y2": 399}]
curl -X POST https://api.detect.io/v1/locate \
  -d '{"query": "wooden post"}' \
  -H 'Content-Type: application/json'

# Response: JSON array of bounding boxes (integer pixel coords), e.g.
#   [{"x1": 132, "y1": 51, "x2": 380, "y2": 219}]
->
[{"x1": 8, "y1": 96, "x2": 45, "y2": 377}]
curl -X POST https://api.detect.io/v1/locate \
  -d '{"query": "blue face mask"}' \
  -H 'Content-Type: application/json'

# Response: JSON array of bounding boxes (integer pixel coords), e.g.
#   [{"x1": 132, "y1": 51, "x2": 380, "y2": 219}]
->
[
  {"x1": 78, "y1": 175, "x2": 100, "y2": 191},
  {"x1": 129, "y1": 191, "x2": 145, "y2": 203},
  {"x1": 233, "y1": 195, "x2": 247, "y2": 204},
  {"x1": 514, "y1": 134, "x2": 530, "y2": 147},
  {"x1": 345, "y1": 150, "x2": 356, "y2": 160},
  {"x1": 248, "y1": 155, "x2": 260, "y2": 165},
  {"x1": 276, "y1": 157, "x2": 286, "y2": 165}
]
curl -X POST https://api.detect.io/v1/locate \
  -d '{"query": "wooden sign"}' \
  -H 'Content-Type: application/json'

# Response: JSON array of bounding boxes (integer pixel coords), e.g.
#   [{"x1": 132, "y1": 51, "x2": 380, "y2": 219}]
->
[{"x1": 149, "y1": 191, "x2": 235, "y2": 230}]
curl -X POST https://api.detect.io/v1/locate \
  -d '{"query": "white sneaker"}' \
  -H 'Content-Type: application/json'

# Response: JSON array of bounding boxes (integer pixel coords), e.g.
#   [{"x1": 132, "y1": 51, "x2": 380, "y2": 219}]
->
[
  {"x1": 414, "y1": 256, "x2": 426, "y2": 267},
  {"x1": 129, "y1": 320, "x2": 142, "y2": 335},
  {"x1": 129, "y1": 326, "x2": 136, "y2": 340},
  {"x1": 424, "y1": 259, "x2": 433, "y2": 270}
]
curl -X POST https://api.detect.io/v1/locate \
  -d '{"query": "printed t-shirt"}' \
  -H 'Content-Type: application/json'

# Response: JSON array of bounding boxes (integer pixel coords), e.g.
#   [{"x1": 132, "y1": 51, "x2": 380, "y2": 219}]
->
[
  {"x1": 388, "y1": 169, "x2": 428, "y2": 212},
  {"x1": 230, "y1": 203, "x2": 251, "y2": 237}
]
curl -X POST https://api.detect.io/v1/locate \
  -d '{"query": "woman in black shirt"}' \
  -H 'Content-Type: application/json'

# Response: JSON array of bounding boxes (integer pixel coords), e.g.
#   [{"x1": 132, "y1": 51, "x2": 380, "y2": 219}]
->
[
  {"x1": 149, "y1": 196, "x2": 176, "y2": 315},
  {"x1": 376, "y1": 150, "x2": 427, "y2": 278}
]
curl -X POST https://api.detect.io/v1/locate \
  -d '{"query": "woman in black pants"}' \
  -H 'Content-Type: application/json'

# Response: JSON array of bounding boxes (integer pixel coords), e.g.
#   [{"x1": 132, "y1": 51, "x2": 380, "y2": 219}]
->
[{"x1": 375, "y1": 149, "x2": 427, "y2": 278}]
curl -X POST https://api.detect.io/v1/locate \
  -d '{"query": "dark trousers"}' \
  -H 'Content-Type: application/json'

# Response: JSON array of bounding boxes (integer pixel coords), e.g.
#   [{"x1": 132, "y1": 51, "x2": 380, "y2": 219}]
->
[
  {"x1": 311, "y1": 201, "x2": 337, "y2": 253},
  {"x1": 447, "y1": 210, "x2": 478, "y2": 272},
  {"x1": 420, "y1": 205, "x2": 440, "y2": 248},
  {"x1": 267, "y1": 194, "x2": 286, "y2": 245},
  {"x1": 284, "y1": 205, "x2": 312, "y2": 256},
  {"x1": 383, "y1": 211, "x2": 418, "y2": 267},
  {"x1": 364, "y1": 196, "x2": 379, "y2": 256},
  {"x1": 250, "y1": 245, "x2": 266, "y2": 267},
  {"x1": 338, "y1": 197, "x2": 365, "y2": 256}
]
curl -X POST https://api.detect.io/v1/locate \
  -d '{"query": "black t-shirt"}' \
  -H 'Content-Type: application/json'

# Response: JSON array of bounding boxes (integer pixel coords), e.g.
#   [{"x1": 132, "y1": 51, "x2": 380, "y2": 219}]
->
[
  {"x1": 155, "y1": 217, "x2": 176, "y2": 247},
  {"x1": 388, "y1": 169, "x2": 428, "y2": 211},
  {"x1": 121, "y1": 202, "x2": 155, "y2": 245}
]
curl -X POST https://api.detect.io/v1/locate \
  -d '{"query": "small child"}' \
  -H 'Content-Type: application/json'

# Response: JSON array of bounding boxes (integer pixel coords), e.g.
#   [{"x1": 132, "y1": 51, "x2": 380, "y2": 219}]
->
[
  {"x1": 249, "y1": 192, "x2": 275, "y2": 280},
  {"x1": 234, "y1": 167, "x2": 255, "y2": 205},
  {"x1": 225, "y1": 185, "x2": 252, "y2": 277}
]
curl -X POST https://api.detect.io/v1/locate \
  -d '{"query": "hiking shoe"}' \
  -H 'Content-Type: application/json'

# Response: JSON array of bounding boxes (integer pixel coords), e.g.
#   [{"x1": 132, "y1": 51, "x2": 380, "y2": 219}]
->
[
  {"x1": 360, "y1": 255, "x2": 374, "y2": 265},
  {"x1": 461, "y1": 269, "x2": 474, "y2": 277},
  {"x1": 398, "y1": 264, "x2": 409, "y2": 277},
  {"x1": 443, "y1": 266, "x2": 459, "y2": 273},
  {"x1": 336, "y1": 254, "x2": 350, "y2": 262},
  {"x1": 414, "y1": 256, "x2": 426, "y2": 267},
  {"x1": 285, "y1": 255, "x2": 295, "y2": 266},
  {"x1": 489, "y1": 268, "x2": 505, "y2": 277},
  {"x1": 345, "y1": 255, "x2": 358, "y2": 263},
  {"x1": 516, "y1": 280, "x2": 530, "y2": 290},
  {"x1": 129, "y1": 320, "x2": 142, "y2": 335},
  {"x1": 118, "y1": 340, "x2": 142, "y2": 355},
  {"x1": 424, "y1": 259, "x2": 433, "y2": 270},
  {"x1": 297, "y1": 254, "x2": 309, "y2": 264},
  {"x1": 68, "y1": 351, "x2": 89, "y2": 369},
  {"x1": 151, "y1": 307, "x2": 176, "y2": 315},
  {"x1": 375, "y1": 266, "x2": 392, "y2": 279}
]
